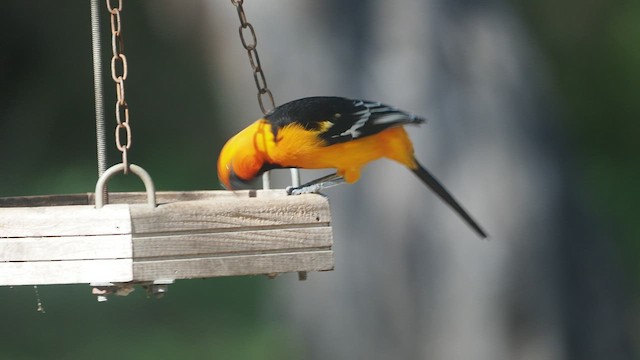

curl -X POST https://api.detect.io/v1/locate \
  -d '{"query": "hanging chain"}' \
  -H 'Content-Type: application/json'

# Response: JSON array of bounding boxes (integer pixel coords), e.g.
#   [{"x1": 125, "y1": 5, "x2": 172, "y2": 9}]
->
[
  {"x1": 107, "y1": 0, "x2": 132, "y2": 173},
  {"x1": 231, "y1": 0, "x2": 275, "y2": 115},
  {"x1": 229, "y1": 0, "x2": 301, "y2": 189}
]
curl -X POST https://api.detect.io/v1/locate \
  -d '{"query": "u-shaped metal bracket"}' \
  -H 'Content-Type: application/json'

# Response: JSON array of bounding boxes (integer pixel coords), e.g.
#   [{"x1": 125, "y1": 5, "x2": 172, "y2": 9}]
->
[{"x1": 95, "y1": 163, "x2": 156, "y2": 209}]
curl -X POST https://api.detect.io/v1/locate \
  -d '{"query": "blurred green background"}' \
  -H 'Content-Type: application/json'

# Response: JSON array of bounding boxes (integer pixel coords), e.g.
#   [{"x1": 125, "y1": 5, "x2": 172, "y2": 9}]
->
[
  {"x1": 0, "y1": 1, "x2": 638, "y2": 359},
  {"x1": 519, "y1": 2, "x2": 640, "y2": 357},
  {"x1": 514, "y1": 0, "x2": 640, "y2": 285}
]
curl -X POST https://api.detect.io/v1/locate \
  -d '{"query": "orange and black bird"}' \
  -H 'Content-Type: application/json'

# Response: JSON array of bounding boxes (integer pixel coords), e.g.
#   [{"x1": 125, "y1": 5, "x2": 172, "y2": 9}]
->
[{"x1": 218, "y1": 96, "x2": 487, "y2": 238}]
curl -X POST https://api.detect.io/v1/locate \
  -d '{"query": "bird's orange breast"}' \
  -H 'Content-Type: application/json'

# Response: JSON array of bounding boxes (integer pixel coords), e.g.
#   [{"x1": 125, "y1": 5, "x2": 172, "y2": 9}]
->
[{"x1": 265, "y1": 123, "x2": 417, "y2": 180}]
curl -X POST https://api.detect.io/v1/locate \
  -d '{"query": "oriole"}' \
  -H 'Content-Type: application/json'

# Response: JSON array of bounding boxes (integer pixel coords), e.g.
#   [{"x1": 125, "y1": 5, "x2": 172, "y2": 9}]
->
[{"x1": 218, "y1": 96, "x2": 487, "y2": 238}]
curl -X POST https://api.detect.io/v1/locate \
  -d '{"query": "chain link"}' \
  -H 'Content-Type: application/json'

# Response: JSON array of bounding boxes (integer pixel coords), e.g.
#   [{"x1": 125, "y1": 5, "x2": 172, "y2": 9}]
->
[
  {"x1": 231, "y1": 0, "x2": 275, "y2": 115},
  {"x1": 230, "y1": 0, "x2": 301, "y2": 190},
  {"x1": 107, "y1": 0, "x2": 132, "y2": 173}
]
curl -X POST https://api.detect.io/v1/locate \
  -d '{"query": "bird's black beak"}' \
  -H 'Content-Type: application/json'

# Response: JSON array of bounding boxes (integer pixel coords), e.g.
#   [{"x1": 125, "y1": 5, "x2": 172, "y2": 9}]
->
[{"x1": 227, "y1": 168, "x2": 260, "y2": 190}]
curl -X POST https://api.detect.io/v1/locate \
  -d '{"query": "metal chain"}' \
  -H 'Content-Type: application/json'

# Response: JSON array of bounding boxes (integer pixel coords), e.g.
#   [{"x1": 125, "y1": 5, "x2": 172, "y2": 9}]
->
[
  {"x1": 230, "y1": 0, "x2": 275, "y2": 115},
  {"x1": 230, "y1": 0, "x2": 303, "y2": 280},
  {"x1": 231, "y1": 0, "x2": 275, "y2": 189},
  {"x1": 107, "y1": 0, "x2": 132, "y2": 173}
]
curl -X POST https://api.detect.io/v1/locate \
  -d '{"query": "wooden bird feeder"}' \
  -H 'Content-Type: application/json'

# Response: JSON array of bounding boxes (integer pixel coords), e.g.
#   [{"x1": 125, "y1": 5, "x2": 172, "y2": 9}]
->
[{"x1": 0, "y1": 190, "x2": 334, "y2": 290}]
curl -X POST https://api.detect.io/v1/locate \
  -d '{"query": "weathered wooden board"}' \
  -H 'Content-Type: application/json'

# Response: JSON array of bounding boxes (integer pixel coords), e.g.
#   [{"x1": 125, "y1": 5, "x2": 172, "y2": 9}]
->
[
  {"x1": 129, "y1": 193, "x2": 333, "y2": 280},
  {"x1": 0, "y1": 259, "x2": 132, "y2": 286},
  {"x1": 0, "y1": 234, "x2": 131, "y2": 261},
  {"x1": 0, "y1": 193, "x2": 90, "y2": 207},
  {"x1": 0, "y1": 203, "x2": 134, "y2": 285},
  {"x1": 0, "y1": 189, "x2": 288, "y2": 207},
  {"x1": 110, "y1": 189, "x2": 289, "y2": 204},
  {"x1": 133, "y1": 251, "x2": 334, "y2": 280},
  {"x1": 134, "y1": 228, "x2": 332, "y2": 258},
  {"x1": 129, "y1": 194, "x2": 330, "y2": 233},
  {"x1": 0, "y1": 191, "x2": 334, "y2": 286},
  {"x1": 0, "y1": 204, "x2": 130, "y2": 237}
]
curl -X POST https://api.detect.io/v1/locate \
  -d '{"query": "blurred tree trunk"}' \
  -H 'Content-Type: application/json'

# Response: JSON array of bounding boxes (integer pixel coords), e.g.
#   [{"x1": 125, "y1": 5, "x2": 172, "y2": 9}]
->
[{"x1": 207, "y1": 1, "x2": 634, "y2": 359}]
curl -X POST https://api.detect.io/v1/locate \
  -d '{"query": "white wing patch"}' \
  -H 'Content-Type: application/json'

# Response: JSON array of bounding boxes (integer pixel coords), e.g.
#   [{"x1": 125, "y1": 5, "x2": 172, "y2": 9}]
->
[
  {"x1": 337, "y1": 108, "x2": 369, "y2": 138},
  {"x1": 335, "y1": 100, "x2": 405, "y2": 139},
  {"x1": 371, "y1": 113, "x2": 409, "y2": 125}
]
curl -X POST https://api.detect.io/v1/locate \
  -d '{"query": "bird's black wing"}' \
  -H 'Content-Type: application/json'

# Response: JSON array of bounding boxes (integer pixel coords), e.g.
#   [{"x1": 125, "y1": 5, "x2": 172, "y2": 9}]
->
[{"x1": 265, "y1": 97, "x2": 426, "y2": 145}]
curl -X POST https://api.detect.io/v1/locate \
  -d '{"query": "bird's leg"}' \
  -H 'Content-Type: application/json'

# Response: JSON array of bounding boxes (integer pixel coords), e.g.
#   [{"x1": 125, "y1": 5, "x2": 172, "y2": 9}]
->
[{"x1": 286, "y1": 172, "x2": 345, "y2": 195}]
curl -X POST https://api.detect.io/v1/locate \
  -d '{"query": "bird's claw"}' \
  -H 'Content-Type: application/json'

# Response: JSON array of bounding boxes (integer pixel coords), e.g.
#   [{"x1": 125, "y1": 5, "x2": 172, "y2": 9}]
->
[
  {"x1": 286, "y1": 184, "x2": 321, "y2": 195},
  {"x1": 284, "y1": 172, "x2": 347, "y2": 195}
]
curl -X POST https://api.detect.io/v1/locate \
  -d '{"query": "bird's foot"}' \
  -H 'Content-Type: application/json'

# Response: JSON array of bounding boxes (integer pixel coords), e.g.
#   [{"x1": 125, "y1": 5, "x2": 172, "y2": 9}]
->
[
  {"x1": 287, "y1": 183, "x2": 322, "y2": 195},
  {"x1": 286, "y1": 177, "x2": 346, "y2": 195}
]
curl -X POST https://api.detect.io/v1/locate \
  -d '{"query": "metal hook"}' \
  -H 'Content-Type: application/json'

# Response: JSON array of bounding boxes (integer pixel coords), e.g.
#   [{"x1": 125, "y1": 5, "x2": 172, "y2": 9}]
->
[{"x1": 95, "y1": 163, "x2": 156, "y2": 209}]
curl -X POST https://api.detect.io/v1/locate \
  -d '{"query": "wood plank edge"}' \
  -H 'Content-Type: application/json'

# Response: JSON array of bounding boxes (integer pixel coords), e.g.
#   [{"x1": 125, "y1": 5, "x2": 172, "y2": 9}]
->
[
  {"x1": 131, "y1": 222, "x2": 331, "y2": 238},
  {"x1": 0, "y1": 259, "x2": 133, "y2": 286},
  {"x1": 132, "y1": 250, "x2": 334, "y2": 281},
  {"x1": 133, "y1": 246, "x2": 333, "y2": 262}
]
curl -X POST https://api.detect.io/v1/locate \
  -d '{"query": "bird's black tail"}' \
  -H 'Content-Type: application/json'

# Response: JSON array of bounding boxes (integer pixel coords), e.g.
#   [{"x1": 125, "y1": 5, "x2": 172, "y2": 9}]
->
[{"x1": 411, "y1": 160, "x2": 488, "y2": 239}]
